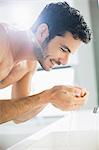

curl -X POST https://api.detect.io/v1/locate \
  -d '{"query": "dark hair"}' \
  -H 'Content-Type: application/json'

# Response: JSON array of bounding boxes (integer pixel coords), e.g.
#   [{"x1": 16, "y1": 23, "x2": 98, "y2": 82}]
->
[{"x1": 32, "y1": 1, "x2": 91, "y2": 43}]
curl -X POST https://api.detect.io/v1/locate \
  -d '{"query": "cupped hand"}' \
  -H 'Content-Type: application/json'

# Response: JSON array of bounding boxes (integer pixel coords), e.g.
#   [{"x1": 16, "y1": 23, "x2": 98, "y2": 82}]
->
[{"x1": 50, "y1": 85, "x2": 89, "y2": 111}]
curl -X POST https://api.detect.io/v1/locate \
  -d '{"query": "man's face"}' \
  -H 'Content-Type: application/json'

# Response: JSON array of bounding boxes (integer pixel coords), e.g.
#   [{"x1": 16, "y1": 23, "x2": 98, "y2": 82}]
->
[{"x1": 38, "y1": 32, "x2": 82, "y2": 71}]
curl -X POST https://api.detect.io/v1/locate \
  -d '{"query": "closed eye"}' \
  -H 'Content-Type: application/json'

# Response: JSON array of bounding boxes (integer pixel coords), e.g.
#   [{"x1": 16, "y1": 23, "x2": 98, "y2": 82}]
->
[{"x1": 60, "y1": 47, "x2": 69, "y2": 53}]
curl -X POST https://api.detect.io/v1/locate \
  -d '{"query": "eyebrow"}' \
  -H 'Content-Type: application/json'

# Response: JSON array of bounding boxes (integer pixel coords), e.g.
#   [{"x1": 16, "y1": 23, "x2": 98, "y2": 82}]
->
[{"x1": 61, "y1": 44, "x2": 71, "y2": 53}]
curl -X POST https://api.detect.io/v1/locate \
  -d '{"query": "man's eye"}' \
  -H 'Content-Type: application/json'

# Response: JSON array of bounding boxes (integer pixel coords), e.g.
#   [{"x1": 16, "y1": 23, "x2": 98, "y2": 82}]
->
[{"x1": 60, "y1": 48, "x2": 67, "y2": 53}]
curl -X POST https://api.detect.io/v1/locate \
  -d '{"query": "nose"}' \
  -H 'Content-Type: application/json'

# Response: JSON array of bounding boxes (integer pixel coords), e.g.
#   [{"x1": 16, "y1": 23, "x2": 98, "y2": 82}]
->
[{"x1": 59, "y1": 55, "x2": 69, "y2": 65}]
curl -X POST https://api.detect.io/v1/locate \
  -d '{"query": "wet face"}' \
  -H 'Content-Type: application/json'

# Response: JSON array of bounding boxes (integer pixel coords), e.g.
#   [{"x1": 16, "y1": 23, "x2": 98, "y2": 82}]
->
[{"x1": 36, "y1": 32, "x2": 82, "y2": 71}]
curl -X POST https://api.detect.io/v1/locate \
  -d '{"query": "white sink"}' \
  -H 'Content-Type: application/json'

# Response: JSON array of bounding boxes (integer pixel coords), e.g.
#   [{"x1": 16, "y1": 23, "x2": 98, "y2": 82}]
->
[
  {"x1": 25, "y1": 131, "x2": 98, "y2": 150},
  {"x1": 7, "y1": 110, "x2": 99, "y2": 150},
  {"x1": 0, "y1": 116, "x2": 61, "y2": 150}
]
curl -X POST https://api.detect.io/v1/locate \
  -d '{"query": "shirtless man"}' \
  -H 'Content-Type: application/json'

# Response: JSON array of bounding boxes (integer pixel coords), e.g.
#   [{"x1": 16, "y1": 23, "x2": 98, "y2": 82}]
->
[{"x1": 0, "y1": 2, "x2": 91, "y2": 124}]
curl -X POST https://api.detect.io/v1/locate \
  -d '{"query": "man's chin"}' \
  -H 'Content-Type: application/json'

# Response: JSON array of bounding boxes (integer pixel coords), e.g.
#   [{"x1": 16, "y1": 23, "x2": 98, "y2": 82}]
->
[
  {"x1": 43, "y1": 65, "x2": 52, "y2": 71},
  {"x1": 40, "y1": 63, "x2": 52, "y2": 71},
  {"x1": 44, "y1": 67, "x2": 51, "y2": 71}
]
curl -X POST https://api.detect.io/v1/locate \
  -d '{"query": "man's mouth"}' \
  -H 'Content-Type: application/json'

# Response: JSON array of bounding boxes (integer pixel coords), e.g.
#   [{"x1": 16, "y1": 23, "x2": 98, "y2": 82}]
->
[
  {"x1": 50, "y1": 59, "x2": 61, "y2": 67},
  {"x1": 44, "y1": 59, "x2": 61, "y2": 71}
]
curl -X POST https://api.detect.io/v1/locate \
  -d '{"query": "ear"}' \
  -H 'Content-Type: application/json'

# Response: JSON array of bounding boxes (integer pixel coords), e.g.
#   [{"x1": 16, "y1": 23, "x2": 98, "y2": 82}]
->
[{"x1": 36, "y1": 23, "x2": 49, "y2": 43}]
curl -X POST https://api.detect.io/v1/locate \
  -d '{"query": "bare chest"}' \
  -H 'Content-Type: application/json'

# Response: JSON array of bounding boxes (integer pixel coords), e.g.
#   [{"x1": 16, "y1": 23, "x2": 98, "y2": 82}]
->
[{"x1": 0, "y1": 49, "x2": 14, "y2": 81}]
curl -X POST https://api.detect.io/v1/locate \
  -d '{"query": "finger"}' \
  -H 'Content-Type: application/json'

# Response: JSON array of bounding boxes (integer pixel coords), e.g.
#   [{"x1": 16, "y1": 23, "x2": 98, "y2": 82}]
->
[
  {"x1": 74, "y1": 86, "x2": 89, "y2": 97},
  {"x1": 63, "y1": 103, "x2": 85, "y2": 111},
  {"x1": 57, "y1": 85, "x2": 82, "y2": 96},
  {"x1": 54, "y1": 85, "x2": 88, "y2": 99},
  {"x1": 81, "y1": 90, "x2": 89, "y2": 97},
  {"x1": 73, "y1": 94, "x2": 89, "y2": 105},
  {"x1": 63, "y1": 85, "x2": 83, "y2": 97},
  {"x1": 70, "y1": 86, "x2": 88, "y2": 98}
]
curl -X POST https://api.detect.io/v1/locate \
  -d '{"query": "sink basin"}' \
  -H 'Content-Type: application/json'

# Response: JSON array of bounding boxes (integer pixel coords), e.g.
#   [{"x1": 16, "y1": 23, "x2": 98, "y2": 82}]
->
[
  {"x1": 7, "y1": 110, "x2": 99, "y2": 150},
  {"x1": 0, "y1": 116, "x2": 60, "y2": 150},
  {"x1": 25, "y1": 131, "x2": 98, "y2": 150}
]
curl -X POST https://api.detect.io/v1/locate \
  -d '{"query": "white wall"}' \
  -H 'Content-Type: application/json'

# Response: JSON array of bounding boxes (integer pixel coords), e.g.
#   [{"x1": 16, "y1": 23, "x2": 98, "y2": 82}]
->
[
  {"x1": 0, "y1": 0, "x2": 74, "y2": 29},
  {"x1": 89, "y1": 0, "x2": 99, "y2": 106},
  {"x1": 73, "y1": 0, "x2": 98, "y2": 109}
]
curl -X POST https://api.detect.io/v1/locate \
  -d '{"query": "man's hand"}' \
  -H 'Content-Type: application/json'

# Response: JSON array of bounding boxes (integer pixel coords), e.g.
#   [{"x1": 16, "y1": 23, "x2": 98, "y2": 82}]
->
[{"x1": 49, "y1": 85, "x2": 89, "y2": 111}]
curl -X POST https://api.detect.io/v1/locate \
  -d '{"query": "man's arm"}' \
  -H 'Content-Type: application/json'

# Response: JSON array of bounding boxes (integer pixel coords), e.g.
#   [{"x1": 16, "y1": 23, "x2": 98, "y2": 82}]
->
[
  {"x1": 12, "y1": 71, "x2": 47, "y2": 123},
  {"x1": 11, "y1": 60, "x2": 48, "y2": 123},
  {"x1": 0, "y1": 84, "x2": 88, "y2": 124},
  {"x1": 0, "y1": 60, "x2": 35, "y2": 89},
  {"x1": 0, "y1": 89, "x2": 50, "y2": 124},
  {"x1": 0, "y1": 60, "x2": 48, "y2": 123}
]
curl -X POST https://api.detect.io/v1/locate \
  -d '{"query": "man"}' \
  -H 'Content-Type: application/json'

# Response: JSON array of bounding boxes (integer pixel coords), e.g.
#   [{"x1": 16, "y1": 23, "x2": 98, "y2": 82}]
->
[{"x1": 0, "y1": 2, "x2": 91, "y2": 124}]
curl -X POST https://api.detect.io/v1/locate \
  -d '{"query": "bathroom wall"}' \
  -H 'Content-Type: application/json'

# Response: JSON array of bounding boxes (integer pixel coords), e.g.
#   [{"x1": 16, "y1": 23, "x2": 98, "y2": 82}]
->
[
  {"x1": 73, "y1": 0, "x2": 98, "y2": 109},
  {"x1": 89, "y1": 0, "x2": 99, "y2": 105}
]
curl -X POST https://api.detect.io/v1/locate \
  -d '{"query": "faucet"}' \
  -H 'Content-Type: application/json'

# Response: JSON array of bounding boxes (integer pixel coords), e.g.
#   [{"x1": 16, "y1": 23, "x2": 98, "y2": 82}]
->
[{"x1": 93, "y1": 106, "x2": 99, "y2": 113}]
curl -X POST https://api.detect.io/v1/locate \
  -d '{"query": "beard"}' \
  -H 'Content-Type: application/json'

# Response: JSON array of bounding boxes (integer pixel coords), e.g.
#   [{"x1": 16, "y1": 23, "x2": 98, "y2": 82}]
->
[{"x1": 33, "y1": 37, "x2": 51, "y2": 70}]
